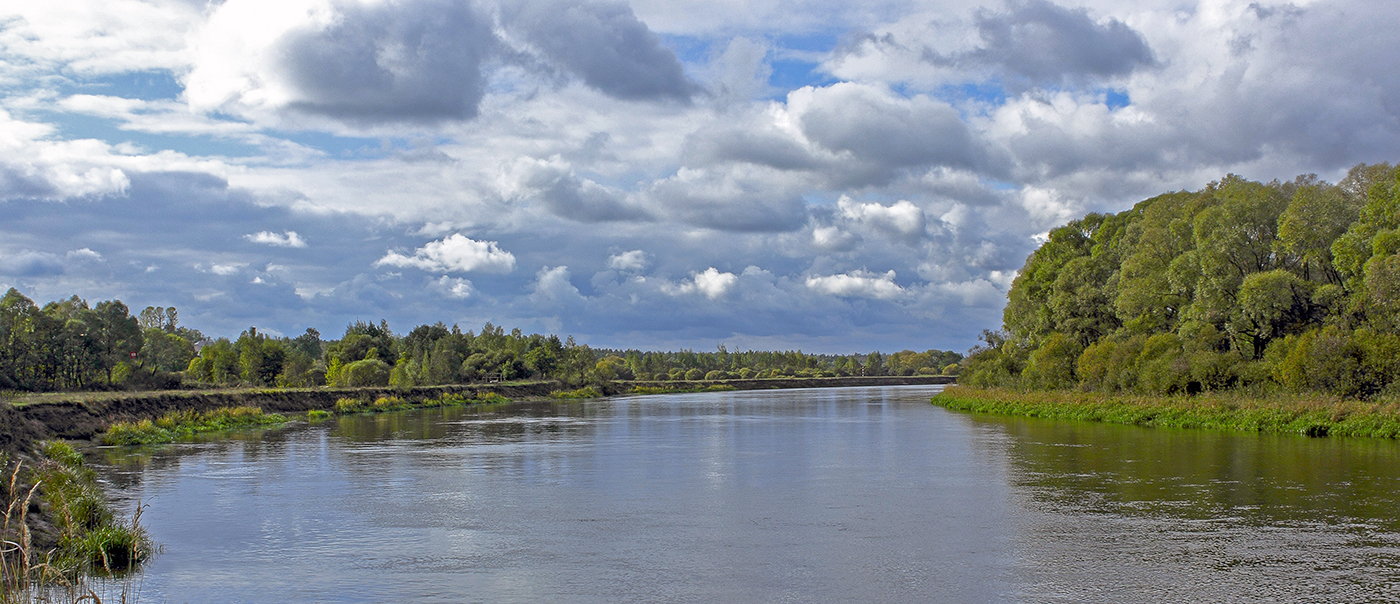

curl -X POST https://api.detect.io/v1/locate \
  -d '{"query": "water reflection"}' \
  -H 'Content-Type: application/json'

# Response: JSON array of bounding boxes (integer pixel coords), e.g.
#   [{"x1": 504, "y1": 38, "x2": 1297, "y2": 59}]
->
[
  {"x1": 968, "y1": 414, "x2": 1400, "y2": 603},
  {"x1": 87, "y1": 387, "x2": 1400, "y2": 603},
  {"x1": 976, "y1": 414, "x2": 1400, "y2": 525}
]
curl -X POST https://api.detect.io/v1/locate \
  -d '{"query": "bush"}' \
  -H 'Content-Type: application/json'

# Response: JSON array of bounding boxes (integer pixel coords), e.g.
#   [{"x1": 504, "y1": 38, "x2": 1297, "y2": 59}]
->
[
  {"x1": 475, "y1": 391, "x2": 511, "y2": 404},
  {"x1": 372, "y1": 396, "x2": 408, "y2": 411},
  {"x1": 1136, "y1": 333, "x2": 1189, "y2": 394},
  {"x1": 334, "y1": 397, "x2": 366, "y2": 413},
  {"x1": 684, "y1": 368, "x2": 704, "y2": 381},
  {"x1": 703, "y1": 370, "x2": 726, "y2": 381},
  {"x1": 339, "y1": 359, "x2": 391, "y2": 387},
  {"x1": 1021, "y1": 333, "x2": 1081, "y2": 389},
  {"x1": 1188, "y1": 350, "x2": 1241, "y2": 391}
]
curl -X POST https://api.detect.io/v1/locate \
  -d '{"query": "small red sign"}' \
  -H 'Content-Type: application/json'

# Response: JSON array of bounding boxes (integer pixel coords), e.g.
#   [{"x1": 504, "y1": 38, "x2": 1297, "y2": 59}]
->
[{"x1": 129, "y1": 351, "x2": 138, "y2": 359}]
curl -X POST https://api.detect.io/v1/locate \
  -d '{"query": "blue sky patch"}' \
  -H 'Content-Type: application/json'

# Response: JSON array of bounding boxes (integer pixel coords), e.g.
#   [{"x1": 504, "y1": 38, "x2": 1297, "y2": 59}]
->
[
  {"x1": 61, "y1": 71, "x2": 184, "y2": 101},
  {"x1": 45, "y1": 112, "x2": 261, "y2": 158}
]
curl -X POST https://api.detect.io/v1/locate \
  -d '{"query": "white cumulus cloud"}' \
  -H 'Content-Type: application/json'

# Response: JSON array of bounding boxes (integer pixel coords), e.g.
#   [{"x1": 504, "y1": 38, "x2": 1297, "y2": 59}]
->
[
  {"x1": 838, "y1": 196, "x2": 927, "y2": 240},
  {"x1": 662, "y1": 267, "x2": 738, "y2": 300},
  {"x1": 244, "y1": 230, "x2": 308, "y2": 248},
  {"x1": 607, "y1": 250, "x2": 648, "y2": 271},
  {"x1": 431, "y1": 275, "x2": 475, "y2": 299},
  {"x1": 376, "y1": 234, "x2": 516, "y2": 274},
  {"x1": 806, "y1": 270, "x2": 906, "y2": 300}
]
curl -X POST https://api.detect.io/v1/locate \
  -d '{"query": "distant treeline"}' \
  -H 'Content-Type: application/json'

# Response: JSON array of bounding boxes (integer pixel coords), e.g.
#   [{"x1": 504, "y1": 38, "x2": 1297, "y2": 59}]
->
[
  {"x1": 0, "y1": 289, "x2": 961, "y2": 392},
  {"x1": 965, "y1": 162, "x2": 1400, "y2": 398}
]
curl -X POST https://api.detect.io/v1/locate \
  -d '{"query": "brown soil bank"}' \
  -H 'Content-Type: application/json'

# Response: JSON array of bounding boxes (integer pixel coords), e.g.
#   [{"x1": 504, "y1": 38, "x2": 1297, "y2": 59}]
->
[{"x1": 1, "y1": 375, "x2": 953, "y2": 452}]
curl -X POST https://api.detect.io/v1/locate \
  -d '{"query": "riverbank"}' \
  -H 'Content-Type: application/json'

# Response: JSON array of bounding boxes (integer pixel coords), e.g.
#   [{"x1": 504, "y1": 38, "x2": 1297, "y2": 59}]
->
[
  {"x1": 932, "y1": 386, "x2": 1400, "y2": 438},
  {"x1": 1, "y1": 375, "x2": 953, "y2": 452}
]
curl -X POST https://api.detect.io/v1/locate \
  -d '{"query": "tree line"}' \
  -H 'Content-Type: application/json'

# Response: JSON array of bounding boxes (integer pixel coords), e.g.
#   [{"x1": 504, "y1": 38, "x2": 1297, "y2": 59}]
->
[
  {"x1": 964, "y1": 162, "x2": 1400, "y2": 398},
  {"x1": 591, "y1": 347, "x2": 961, "y2": 381},
  {"x1": 0, "y1": 288, "x2": 960, "y2": 392}
]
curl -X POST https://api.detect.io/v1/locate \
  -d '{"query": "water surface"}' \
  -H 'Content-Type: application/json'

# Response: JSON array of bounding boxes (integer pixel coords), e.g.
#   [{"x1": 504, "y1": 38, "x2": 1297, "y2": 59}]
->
[{"x1": 93, "y1": 386, "x2": 1400, "y2": 602}]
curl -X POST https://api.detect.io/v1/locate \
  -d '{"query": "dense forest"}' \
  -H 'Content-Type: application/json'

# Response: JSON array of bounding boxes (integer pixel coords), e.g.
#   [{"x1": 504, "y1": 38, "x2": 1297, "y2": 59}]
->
[
  {"x1": 0, "y1": 288, "x2": 960, "y2": 393},
  {"x1": 964, "y1": 162, "x2": 1400, "y2": 398}
]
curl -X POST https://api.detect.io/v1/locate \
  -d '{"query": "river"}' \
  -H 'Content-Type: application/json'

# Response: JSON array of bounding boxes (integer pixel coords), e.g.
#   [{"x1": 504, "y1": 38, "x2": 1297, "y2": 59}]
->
[{"x1": 91, "y1": 385, "x2": 1400, "y2": 603}]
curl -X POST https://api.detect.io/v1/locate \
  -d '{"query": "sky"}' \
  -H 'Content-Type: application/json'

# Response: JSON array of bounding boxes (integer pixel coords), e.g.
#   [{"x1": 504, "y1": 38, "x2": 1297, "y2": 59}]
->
[{"x1": 1, "y1": 0, "x2": 1397, "y2": 354}]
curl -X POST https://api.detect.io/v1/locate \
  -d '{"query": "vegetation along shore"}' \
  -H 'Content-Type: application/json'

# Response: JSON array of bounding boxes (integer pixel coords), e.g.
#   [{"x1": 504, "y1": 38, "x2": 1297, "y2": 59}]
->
[
  {"x1": 934, "y1": 386, "x2": 1400, "y2": 438},
  {"x1": 940, "y1": 163, "x2": 1400, "y2": 438}
]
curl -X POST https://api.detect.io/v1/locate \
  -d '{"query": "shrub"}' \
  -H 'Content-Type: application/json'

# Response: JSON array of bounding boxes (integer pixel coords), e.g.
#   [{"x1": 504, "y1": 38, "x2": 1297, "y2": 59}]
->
[
  {"x1": 339, "y1": 359, "x2": 391, "y2": 387},
  {"x1": 1188, "y1": 350, "x2": 1241, "y2": 391},
  {"x1": 703, "y1": 370, "x2": 726, "y2": 381},
  {"x1": 1022, "y1": 333, "x2": 1081, "y2": 389},
  {"x1": 1136, "y1": 333, "x2": 1189, "y2": 394},
  {"x1": 475, "y1": 391, "x2": 511, "y2": 404},
  {"x1": 371, "y1": 396, "x2": 407, "y2": 411},
  {"x1": 334, "y1": 397, "x2": 366, "y2": 413},
  {"x1": 683, "y1": 368, "x2": 704, "y2": 381}
]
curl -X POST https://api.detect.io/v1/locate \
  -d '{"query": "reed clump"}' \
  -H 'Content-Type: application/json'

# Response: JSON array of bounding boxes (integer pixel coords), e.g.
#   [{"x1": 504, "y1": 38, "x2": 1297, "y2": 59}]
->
[{"x1": 933, "y1": 386, "x2": 1400, "y2": 438}]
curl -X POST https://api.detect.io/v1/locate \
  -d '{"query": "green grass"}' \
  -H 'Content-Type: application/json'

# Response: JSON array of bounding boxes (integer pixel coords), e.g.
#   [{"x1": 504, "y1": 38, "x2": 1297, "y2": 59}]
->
[
  {"x1": 630, "y1": 384, "x2": 738, "y2": 395},
  {"x1": 338, "y1": 391, "x2": 511, "y2": 414},
  {"x1": 933, "y1": 386, "x2": 1400, "y2": 438},
  {"x1": 101, "y1": 406, "x2": 287, "y2": 445},
  {"x1": 550, "y1": 386, "x2": 603, "y2": 399}
]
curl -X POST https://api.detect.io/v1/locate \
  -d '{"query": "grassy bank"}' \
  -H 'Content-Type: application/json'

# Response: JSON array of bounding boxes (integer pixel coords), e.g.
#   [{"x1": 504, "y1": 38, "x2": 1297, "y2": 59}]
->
[
  {"x1": 2, "y1": 442, "x2": 153, "y2": 601},
  {"x1": 101, "y1": 392, "x2": 519, "y2": 446},
  {"x1": 101, "y1": 406, "x2": 288, "y2": 446},
  {"x1": 933, "y1": 386, "x2": 1400, "y2": 438},
  {"x1": 330, "y1": 392, "x2": 511, "y2": 415}
]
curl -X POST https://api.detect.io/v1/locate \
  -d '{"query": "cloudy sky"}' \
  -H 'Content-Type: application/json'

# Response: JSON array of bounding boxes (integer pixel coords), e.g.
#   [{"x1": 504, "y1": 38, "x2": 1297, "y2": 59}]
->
[{"x1": 1, "y1": 0, "x2": 1396, "y2": 353}]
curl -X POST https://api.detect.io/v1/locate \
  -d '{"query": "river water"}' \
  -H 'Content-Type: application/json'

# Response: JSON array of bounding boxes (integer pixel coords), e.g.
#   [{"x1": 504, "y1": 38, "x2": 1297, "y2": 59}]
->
[{"x1": 91, "y1": 385, "x2": 1400, "y2": 603}]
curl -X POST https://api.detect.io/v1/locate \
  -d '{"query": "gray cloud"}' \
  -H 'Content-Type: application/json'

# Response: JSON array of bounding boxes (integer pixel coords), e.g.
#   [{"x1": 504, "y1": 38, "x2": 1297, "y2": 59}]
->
[
  {"x1": 504, "y1": 0, "x2": 699, "y2": 102},
  {"x1": 685, "y1": 125, "x2": 824, "y2": 172},
  {"x1": 0, "y1": 166, "x2": 59, "y2": 200},
  {"x1": 0, "y1": 251, "x2": 66, "y2": 277},
  {"x1": 793, "y1": 83, "x2": 995, "y2": 186},
  {"x1": 507, "y1": 157, "x2": 654, "y2": 222},
  {"x1": 800, "y1": 92, "x2": 974, "y2": 169},
  {"x1": 277, "y1": 0, "x2": 495, "y2": 122},
  {"x1": 965, "y1": 0, "x2": 1156, "y2": 84},
  {"x1": 645, "y1": 168, "x2": 809, "y2": 233}
]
